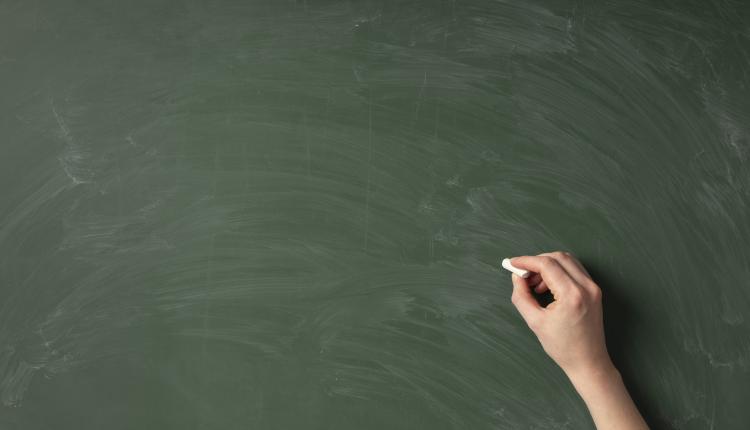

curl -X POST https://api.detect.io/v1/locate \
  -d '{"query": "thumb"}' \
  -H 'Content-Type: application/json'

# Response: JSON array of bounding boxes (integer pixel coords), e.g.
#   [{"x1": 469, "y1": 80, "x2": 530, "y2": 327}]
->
[{"x1": 511, "y1": 274, "x2": 543, "y2": 329}]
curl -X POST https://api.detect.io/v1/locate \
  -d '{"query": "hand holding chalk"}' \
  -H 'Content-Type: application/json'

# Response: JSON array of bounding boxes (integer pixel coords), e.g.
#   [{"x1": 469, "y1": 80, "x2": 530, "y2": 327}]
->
[
  {"x1": 506, "y1": 252, "x2": 610, "y2": 376},
  {"x1": 506, "y1": 252, "x2": 649, "y2": 430}
]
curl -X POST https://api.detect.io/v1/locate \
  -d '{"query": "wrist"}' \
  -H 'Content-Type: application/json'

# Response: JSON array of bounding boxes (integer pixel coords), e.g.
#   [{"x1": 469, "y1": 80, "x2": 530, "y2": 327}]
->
[
  {"x1": 562, "y1": 360, "x2": 648, "y2": 430},
  {"x1": 563, "y1": 358, "x2": 619, "y2": 388}
]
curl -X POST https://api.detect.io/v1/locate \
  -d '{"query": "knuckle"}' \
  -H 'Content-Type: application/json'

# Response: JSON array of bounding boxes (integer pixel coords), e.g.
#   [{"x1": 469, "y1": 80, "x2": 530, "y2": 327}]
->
[
  {"x1": 567, "y1": 289, "x2": 584, "y2": 307},
  {"x1": 591, "y1": 286, "x2": 603, "y2": 301},
  {"x1": 540, "y1": 256, "x2": 555, "y2": 269}
]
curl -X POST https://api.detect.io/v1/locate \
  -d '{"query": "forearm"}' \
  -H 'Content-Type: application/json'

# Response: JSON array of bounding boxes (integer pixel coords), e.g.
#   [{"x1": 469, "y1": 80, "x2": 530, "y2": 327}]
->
[{"x1": 566, "y1": 362, "x2": 648, "y2": 430}]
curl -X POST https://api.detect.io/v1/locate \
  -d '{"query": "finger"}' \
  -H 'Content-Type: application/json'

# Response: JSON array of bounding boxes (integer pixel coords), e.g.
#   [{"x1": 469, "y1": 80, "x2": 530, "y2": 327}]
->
[
  {"x1": 526, "y1": 273, "x2": 542, "y2": 287},
  {"x1": 538, "y1": 252, "x2": 597, "y2": 294},
  {"x1": 534, "y1": 280, "x2": 548, "y2": 294},
  {"x1": 538, "y1": 252, "x2": 590, "y2": 284},
  {"x1": 510, "y1": 274, "x2": 543, "y2": 328},
  {"x1": 510, "y1": 255, "x2": 575, "y2": 297}
]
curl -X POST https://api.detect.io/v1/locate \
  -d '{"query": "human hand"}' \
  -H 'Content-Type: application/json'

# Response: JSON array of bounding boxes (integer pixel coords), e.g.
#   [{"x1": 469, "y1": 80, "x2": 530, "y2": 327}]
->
[
  {"x1": 508, "y1": 252, "x2": 648, "y2": 429},
  {"x1": 509, "y1": 252, "x2": 612, "y2": 378}
]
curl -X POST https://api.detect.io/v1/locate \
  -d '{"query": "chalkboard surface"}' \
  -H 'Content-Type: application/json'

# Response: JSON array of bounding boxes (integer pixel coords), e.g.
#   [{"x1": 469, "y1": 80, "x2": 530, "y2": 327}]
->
[{"x1": 1, "y1": 1, "x2": 749, "y2": 428}]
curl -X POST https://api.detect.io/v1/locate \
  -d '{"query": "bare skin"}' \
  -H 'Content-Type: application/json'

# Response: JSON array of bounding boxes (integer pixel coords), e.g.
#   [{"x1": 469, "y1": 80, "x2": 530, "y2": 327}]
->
[{"x1": 509, "y1": 252, "x2": 648, "y2": 430}]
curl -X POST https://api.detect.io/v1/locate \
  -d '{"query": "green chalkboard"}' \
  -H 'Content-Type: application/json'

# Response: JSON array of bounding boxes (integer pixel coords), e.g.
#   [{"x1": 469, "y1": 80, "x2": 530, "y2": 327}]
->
[{"x1": 1, "y1": 0, "x2": 749, "y2": 428}]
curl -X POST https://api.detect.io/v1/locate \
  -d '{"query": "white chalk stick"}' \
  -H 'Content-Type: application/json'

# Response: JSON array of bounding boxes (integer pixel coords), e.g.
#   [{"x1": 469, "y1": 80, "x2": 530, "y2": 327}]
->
[{"x1": 501, "y1": 258, "x2": 530, "y2": 278}]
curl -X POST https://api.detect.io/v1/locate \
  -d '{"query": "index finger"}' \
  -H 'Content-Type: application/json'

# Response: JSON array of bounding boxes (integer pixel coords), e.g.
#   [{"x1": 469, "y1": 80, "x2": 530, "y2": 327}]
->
[{"x1": 510, "y1": 255, "x2": 575, "y2": 297}]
